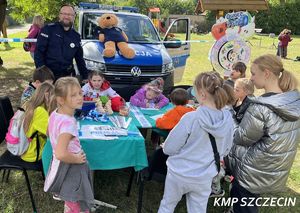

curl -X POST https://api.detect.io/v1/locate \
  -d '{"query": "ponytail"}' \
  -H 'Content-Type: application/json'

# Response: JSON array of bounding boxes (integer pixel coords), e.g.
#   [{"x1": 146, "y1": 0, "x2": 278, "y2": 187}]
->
[
  {"x1": 253, "y1": 54, "x2": 298, "y2": 92},
  {"x1": 194, "y1": 72, "x2": 235, "y2": 110},
  {"x1": 279, "y1": 69, "x2": 298, "y2": 92}
]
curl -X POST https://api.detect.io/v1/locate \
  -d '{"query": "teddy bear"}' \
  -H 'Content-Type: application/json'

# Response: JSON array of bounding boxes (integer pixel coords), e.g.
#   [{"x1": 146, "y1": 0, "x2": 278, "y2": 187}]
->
[
  {"x1": 98, "y1": 13, "x2": 135, "y2": 59},
  {"x1": 96, "y1": 96, "x2": 113, "y2": 115}
]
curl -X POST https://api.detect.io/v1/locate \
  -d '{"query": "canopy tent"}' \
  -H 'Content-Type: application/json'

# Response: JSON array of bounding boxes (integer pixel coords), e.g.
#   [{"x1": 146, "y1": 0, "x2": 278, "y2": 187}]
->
[{"x1": 195, "y1": 0, "x2": 269, "y2": 13}]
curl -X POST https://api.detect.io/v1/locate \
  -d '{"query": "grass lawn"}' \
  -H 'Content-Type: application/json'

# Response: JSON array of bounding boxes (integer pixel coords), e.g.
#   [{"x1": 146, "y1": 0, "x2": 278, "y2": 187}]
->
[{"x1": 0, "y1": 31, "x2": 299, "y2": 213}]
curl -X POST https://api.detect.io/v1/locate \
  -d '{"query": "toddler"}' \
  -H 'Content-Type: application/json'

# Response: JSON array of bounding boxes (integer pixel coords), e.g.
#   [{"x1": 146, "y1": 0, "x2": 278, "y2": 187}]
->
[
  {"x1": 44, "y1": 77, "x2": 94, "y2": 213},
  {"x1": 82, "y1": 71, "x2": 124, "y2": 111},
  {"x1": 130, "y1": 77, "x2": 169, "y2": 109}
]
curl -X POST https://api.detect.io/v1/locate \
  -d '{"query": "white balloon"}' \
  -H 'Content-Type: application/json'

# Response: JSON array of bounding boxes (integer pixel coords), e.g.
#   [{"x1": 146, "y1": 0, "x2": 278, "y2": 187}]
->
[{"x1": 240, "y1": 22, "x2": 255, "y2": 39}]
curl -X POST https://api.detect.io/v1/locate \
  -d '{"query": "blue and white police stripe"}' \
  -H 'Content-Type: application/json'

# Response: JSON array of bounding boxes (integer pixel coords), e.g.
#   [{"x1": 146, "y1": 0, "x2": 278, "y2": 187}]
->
[
  {"x1": 0, "y1": 38, "x2": 210, "y2": 43},
  {"x1": 0, "y1": 38, "x2": 37, "y2": 43}
]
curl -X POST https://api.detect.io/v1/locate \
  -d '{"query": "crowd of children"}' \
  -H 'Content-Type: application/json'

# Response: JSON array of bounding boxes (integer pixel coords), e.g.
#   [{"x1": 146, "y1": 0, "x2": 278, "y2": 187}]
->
[{"x1": 5, "y1": 54, "x2": 299, "y2": 212}]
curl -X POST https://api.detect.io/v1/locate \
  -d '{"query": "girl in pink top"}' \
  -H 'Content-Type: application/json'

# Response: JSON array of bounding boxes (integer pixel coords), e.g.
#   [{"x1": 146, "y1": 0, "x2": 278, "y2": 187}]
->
[{"x1": 44, "y1": 77, "x2": 94, "y2": 213}]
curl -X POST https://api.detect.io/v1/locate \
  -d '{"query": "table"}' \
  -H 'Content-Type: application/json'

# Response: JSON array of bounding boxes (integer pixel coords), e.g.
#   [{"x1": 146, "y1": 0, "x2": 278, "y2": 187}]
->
[
  {"x1": 42, "y1": 119, "x2": 148, "y2": 175},
  {"x1": 128, "y1": 103, "x2": 174, "y2": 128},
  {"x1": 127, "y1": 103, "x2": 173, "y2": 140}
]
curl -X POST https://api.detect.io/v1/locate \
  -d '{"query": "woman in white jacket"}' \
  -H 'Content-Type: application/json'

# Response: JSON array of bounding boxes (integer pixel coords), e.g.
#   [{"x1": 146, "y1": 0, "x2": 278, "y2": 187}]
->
[
  {"x1": 158, "y1": 72, "x2": 235, "y2": 213},
  {"x1": 228, "y1": 54, "x2": 300, "y2": 213}
]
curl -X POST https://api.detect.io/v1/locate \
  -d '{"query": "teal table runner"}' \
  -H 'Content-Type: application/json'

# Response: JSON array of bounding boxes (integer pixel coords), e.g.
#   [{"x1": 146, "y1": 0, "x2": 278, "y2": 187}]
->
[
  {"x1": 128, "y1": 103, "x2": 174, "y2": 128},
  {"x1": 42, "y1": 118, "x2": 148, "y2": 175}
]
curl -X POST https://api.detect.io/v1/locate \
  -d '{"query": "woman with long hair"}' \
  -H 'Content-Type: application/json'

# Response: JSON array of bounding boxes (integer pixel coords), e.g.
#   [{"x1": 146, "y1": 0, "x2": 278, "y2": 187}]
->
[
  {"x1": 27, "y1": 15, "x2": 44, "y2": 59},
  {"x1": 228, "y1": 54, "x2": 300, "y2": 213}
]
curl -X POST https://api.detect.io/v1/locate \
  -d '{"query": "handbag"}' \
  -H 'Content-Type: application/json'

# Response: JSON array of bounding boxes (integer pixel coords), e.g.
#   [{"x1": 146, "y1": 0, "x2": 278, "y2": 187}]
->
[{"x1": 23, "y1": 38, "x2": 31, "y2": 52}]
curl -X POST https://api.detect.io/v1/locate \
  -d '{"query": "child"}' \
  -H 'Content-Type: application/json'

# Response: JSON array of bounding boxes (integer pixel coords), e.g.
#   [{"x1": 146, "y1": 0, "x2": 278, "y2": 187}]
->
[
  {"x1": 228, "y1": 61, "x2": 247, "y2": 84},
  {"x1": 21, "y1": 82, "x2": 55, "y2": 162},
  {"x1": 158, "y1": 72, "x2": 234, "y2": 213},
  {"x1": 21, "y1": 65, "x2": 55, "y2": 106},
  {"x1": 156, "y1": 88, "x2": 194, "y2": 130},
  {"x1": 277, "y1": 29, "x2": 292, "y2": 59},
  {"x1": 151, "y1": 88, "x2": 194, "y2": 149},
  {"x1": 130, "y1": 77, "x2": 169, "y2": 109},
  {"x1": 82, "y1": 71, "x2": 124, "y2": 111},
  {"x1": 233, "y1": 78, "x2": 254, "y2": 123},
  {"x1": 44, "y1": 77, "x2": 94, "y2": 213},
  {"x1": 26, "y1": 15, "x2": 44, "y2": 59}
]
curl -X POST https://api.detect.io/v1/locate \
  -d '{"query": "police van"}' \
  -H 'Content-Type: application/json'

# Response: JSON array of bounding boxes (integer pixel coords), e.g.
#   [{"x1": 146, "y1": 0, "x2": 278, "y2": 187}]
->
[{"x1": 77, "y1": 3, "x2": 191, "y2": 100}]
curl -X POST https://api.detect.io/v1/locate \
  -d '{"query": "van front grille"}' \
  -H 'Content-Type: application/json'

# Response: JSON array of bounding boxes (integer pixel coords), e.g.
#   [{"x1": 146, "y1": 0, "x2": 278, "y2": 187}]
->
[{"x1": 106, "y1": 64, "x2": 162, "y2": 73}]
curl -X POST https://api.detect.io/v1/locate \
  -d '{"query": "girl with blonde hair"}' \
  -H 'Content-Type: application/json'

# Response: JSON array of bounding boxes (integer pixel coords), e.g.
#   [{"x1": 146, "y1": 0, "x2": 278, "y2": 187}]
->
[
  {"x1": 228, "y1": 54, "x2": 300, "y2": 213},
  {"x1": 158, "y1": 72, "x2": 235, "y2": 212},
  {"x1": 21, "y1": 81, "x2": 55, "y2": 162},
  {"x1": 44, "y1": 77, "x2": 94, "y2": 213}
]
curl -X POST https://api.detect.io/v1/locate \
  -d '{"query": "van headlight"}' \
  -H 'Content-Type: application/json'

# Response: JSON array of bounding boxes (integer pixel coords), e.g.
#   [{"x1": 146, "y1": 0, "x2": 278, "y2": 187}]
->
[
  {"x1": 85, "y1": 60, "x2": 106, "y2": 72},
  {"x1": 162, "y1": 62, "x2": 174, "y2": 73}
]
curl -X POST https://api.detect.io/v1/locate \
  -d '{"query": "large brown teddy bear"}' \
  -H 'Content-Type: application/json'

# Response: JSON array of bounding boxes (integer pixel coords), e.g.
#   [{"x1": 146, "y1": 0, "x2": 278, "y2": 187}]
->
[{"x1": 98, "y1": 13, "x2": 135, "y2": 59}]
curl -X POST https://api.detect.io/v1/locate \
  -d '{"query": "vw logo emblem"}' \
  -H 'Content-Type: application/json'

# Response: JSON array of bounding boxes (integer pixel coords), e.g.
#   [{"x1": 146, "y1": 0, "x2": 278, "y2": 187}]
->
[{"x1": 131, "y1": 66, "x2": 141, "y2": 77}]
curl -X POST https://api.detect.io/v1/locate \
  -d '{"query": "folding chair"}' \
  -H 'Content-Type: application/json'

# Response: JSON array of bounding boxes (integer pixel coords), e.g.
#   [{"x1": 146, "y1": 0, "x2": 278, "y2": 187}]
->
[
  {"x1": 0, "y1": 96, "x2": 44, "y2": 213},
  {"x1": 0, "y1": 96, "x2": 14, "y2": 143}
]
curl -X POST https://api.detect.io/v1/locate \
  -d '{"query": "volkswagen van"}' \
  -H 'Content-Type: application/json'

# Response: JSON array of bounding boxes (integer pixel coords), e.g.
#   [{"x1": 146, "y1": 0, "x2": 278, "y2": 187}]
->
[{"x1": 77, "y1": 3, "x2": 191, "y2": 100}]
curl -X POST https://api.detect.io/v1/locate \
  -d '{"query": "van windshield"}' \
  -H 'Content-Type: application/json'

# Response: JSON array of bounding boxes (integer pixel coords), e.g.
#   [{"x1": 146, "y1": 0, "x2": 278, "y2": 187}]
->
[{"x1": 82, "y1": 13, "x2": 161, "y2": 43}]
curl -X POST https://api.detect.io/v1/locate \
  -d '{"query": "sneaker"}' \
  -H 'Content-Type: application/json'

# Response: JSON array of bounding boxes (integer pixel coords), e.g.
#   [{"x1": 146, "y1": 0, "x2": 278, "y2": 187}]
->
[
  {"x1": 52, "y1": 194, "x2": 62, "y2": 201},
  {"x1": 209, "y1": 189, "x2": 225, "y2": 198}
]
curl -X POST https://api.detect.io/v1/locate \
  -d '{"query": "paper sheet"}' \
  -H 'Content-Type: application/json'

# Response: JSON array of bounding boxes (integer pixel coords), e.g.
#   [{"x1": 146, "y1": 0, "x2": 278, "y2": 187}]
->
[{"x1": 150, "y1": 114, "x2": 164, "y2": 120}]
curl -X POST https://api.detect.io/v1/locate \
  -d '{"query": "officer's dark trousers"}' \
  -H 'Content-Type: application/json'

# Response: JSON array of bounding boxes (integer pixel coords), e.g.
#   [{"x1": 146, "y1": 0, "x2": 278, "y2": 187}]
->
[{"x1": 230, "y1": 180, "x2": 259, "y2": 213}]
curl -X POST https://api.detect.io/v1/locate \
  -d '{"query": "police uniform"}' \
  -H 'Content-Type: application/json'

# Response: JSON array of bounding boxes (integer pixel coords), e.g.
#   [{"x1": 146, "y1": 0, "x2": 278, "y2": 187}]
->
[{"x1": 34, "y1": 22, "x2": 88, "y2": 80}]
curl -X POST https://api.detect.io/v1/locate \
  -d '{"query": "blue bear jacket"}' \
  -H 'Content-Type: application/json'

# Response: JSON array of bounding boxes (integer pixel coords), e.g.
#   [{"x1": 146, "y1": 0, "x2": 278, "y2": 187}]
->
[{"x1": 102, "y1": 27, "x2": 126, "y2": 43}]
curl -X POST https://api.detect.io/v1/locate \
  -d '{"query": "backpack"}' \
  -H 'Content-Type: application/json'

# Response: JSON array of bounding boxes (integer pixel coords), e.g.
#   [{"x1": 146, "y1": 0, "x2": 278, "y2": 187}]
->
[{"x1": 5, "y1": 108, "x2": 38, "y2": 156}]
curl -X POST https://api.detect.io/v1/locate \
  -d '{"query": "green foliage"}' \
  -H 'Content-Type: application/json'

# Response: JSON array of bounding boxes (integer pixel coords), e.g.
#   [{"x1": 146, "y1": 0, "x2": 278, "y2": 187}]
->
[
  {"x1": 8, "y1": 0, "x2": 78, "y2": 22},
  {"x1": 1, "y1": 30, "x2": 300, "y2": 213},
  {"x1": 128, "y1": 0, "x2": 197, "y2": 15},
  {"x1": 7, "y1": 0, "x2": 197, "y2": 22},
  {"x1": 254, "y1": 1, "x2": 300, "y2": 35}
]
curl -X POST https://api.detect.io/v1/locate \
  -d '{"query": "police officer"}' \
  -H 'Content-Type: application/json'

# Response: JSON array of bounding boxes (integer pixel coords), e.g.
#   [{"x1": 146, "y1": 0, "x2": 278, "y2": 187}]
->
[{"x1": 34, "y1": 4, "x2": 88, "y2": 80}]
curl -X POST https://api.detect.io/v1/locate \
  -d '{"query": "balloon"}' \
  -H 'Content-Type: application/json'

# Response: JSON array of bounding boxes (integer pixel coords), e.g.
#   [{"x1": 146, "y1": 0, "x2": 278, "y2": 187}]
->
[
  {"x1": 225, "y1": 26, "x2": 241, "y2": 41},
  {"x1": 240, "y1": 22, "x2": 255, "y2": 39},
  {"x1": 225, "y1": 11, "x2": 249, "y2": 28},
  {"x1": 209, "y1": 11, "x2": 254, "y2": 76},
  {"x1": 211, "y1": 22, "x2": 227, "y2": 40}
]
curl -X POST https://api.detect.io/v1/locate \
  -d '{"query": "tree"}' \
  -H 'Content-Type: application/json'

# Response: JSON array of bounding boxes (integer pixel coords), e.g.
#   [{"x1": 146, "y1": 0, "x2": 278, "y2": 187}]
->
[
  {"x1": 8, "y1": 0, "x2": 78, "y2": 22},
  {"x1": 8, "y1": 0, "x2": 196, "y2": 22}
]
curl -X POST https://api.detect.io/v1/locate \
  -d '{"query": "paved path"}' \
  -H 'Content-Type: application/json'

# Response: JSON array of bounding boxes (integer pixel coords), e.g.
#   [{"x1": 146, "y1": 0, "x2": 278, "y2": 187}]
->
[{"x1": 6, "y1": 24, "x2": 31, "y2": 35}]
